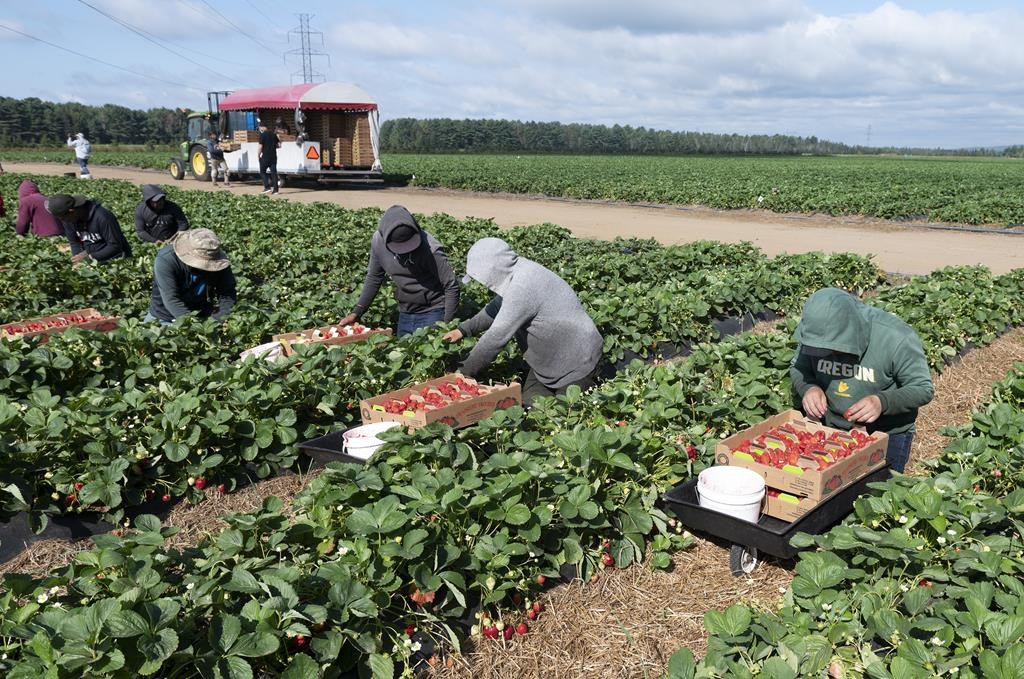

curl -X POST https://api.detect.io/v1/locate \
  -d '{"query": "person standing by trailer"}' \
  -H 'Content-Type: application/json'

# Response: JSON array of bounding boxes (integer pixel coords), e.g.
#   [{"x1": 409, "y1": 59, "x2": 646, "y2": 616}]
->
[
  {"x1": 206, "y1": 131, "x2": 231, "y2": 187},
  {"x1": 339, "y1": 205, "x2": 460, "y2": 337},
  {"x1": 66, "y1": 132, "x2": 92, "y2": 178},
  {"x1": 46, "y1": 193, "x2": 131, "y2": 264},
  {"x1": 134, "y1": 184, "x2": 189, "y2": 244},
  {"x1": 258, "y1": 122, "x2": 280, "y2": 194},
  {"x1": 790, "y1": 287, "x2": 935, "y2": 473},
  {"x1": 443, "y1": 237, "x2": 604, "y2": 407}
]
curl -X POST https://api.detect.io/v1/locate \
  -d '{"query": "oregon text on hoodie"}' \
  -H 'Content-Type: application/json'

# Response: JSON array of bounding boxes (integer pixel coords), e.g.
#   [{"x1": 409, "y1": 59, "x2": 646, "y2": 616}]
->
[
  {"x1": 352, "y1": 206, "x2": 460, "y2": 319},
  {"x1": 790, "y1": 288, "x2": 934, "y2": 435},
  {"x1": 458, "y1": 238, "x2": 603, "y2": 389}
]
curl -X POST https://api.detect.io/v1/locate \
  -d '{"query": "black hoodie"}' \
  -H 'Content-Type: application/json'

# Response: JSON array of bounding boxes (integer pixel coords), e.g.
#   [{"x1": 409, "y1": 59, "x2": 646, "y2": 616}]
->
[
  {"x1": 63, "y1": 201, "x2": 132, "y2": 263},
  {"x1": 351, "y1": 206, "x2": 460, "y2": 319},
  {"x1": 134, "y1": 184, "x2": 189, "y2": 243}
]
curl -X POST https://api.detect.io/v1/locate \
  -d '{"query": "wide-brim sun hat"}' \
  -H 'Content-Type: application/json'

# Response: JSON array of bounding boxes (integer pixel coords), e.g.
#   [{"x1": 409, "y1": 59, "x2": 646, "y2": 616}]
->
[{"x1": 174, "y1": 228, "x2": 230, "y2": 272}]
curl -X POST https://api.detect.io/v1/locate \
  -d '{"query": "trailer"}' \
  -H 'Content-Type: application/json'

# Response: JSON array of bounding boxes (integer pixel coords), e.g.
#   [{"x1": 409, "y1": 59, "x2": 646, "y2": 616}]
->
[{"x1": 169, "y1": 82, "x2": 383, "y2": 186}]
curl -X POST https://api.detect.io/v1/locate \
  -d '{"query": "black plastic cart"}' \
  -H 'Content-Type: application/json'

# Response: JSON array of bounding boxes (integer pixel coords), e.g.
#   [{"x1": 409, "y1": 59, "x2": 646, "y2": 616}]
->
[{"x1": 663, "y1": 466, "x2": 891, "y2": 576}]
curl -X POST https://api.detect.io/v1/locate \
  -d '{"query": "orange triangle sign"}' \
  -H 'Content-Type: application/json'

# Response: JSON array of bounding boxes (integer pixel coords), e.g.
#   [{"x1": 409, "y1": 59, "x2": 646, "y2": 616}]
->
[{"x1": 305, "y1": 146, "x2": 320, "y2": 160}]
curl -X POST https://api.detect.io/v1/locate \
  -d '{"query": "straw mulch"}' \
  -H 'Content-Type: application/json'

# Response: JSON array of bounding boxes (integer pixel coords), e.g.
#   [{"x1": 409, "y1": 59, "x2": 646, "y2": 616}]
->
[
  {"x1": 0, "y1": 468, "x2": 320, "y2": 578},
  {"x1": 428, "y1": 328, "x2": 1024, "y2": 678}
]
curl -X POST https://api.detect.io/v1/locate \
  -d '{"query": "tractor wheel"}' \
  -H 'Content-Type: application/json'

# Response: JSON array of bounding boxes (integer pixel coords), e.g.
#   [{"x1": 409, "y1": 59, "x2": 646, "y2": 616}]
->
[
  {"x1": 189, "y1": 144, "x2": 210, "y2": 181},
  {"x1": 168, "y1": 158, "x2": 185, "y2": 180}
]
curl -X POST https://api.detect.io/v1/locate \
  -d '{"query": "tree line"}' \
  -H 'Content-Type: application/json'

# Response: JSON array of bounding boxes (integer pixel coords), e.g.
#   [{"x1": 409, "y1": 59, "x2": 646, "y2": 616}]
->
[
  {"x1": 0, "y1": 96, "x2": 186, "y2": 146},
  {"x1": 379, "y1": 118, "x2": 1017, "y2": 157},
  {"x1": 0, "y1": 95, "x2": 1018, "y2": 157}
]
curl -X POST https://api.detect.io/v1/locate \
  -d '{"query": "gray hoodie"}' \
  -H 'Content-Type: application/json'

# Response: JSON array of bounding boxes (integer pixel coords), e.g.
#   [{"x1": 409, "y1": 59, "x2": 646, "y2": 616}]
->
[
  {"x1": 458, "y1": 238, "x2": 603, "y2": 388},
  {"x1": 352, "y1": 206, "x2": 460, "y2": 319}
]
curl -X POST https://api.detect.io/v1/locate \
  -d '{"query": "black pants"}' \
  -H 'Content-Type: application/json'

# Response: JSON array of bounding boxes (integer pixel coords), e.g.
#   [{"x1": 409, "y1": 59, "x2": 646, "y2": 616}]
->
[
  {"x1": 259, "y1": 157, "x2": 279, "y2": 191},
  {"x1": 522, "y1": 365, "x2": 600, "y2": 407}
]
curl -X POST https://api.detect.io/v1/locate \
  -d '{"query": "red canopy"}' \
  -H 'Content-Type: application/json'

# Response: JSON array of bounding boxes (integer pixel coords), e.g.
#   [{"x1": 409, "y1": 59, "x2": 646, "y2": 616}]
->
[{"x1": 219, "y1": 82, "x2": 377, "y2": 111}]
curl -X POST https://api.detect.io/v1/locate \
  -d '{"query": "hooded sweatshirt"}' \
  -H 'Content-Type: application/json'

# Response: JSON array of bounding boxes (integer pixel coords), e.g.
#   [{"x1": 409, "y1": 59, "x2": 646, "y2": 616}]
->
[
  {"x1": 351, "y1": 206, "x2": 460, "y2": 319},
  {"x1": 149, "y1": 244, "x2": 237, "y2": 322},
  {"x1": 62, "y1": 201, "x2": 132, "y2": 263},
  {"x1": 67, "y1": 133, "x2": 91, "y2": 159},
  {"x1": 458, "y1": 238, "x2": 603, "y2": 389},
  {"x1": 790, "y1": 288, "x2": 934, "y2": 435},
  {"x1": 134, "y1": 185, "x2": 190, "y2": 243},
  {"x1": 15, "y1": 181, "x2": 63, "y2": 237}
]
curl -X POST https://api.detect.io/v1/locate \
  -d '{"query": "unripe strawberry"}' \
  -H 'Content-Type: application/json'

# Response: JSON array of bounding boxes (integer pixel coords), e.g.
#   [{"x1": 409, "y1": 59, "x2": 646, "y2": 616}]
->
[{"x1": 536, "y1": 574, "x2": 546, "y2": 585}]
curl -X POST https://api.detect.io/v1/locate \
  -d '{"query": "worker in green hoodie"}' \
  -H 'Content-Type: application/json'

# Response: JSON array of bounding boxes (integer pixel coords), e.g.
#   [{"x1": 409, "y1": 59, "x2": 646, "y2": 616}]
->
[{"x1": 790, "y1": 288, "x2": 934, "y2": 473}]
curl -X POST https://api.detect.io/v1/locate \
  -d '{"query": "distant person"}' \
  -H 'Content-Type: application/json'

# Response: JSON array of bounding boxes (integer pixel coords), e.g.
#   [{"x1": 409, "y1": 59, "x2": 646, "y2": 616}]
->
[
  {"x1": 443, "y1": 237, "x2": 604, "y2": 406},
  {"x1": 206, "y1": 131, "x2": 231, "y2": 187},
  {"x1": 14, "y1": 180, "x2": 63, "y2": 237},
  {"x1": 339, "y1": 205, "x2": 460, "y2": 337},
  {"x1": 257, "y1": 122, "x2": 280, "y2": 194},
  {"x1": 790, "y1": 287, "x2": 934, "y2": 473},
  {"x1": 46, "y1": 193, "x2": 131, "y2": 264},
  {"x1": 146, "y1": 228, "x2": 236, "y2": 325},
  {"x1": 0, "y1": 187, "x2": 5, "y2": 219},
  {"x1": 134, "y1": 184, "x2": 189, "y2": 243},
  {"x1": 66, "y1": 132, "x2": 92, "y2": 178}
]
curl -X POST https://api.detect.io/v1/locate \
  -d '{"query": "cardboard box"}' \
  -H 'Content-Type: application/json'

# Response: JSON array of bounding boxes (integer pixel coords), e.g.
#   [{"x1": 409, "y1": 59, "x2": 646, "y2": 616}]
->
[
  {"x1": 233, "y1": 130, "x2": 260, "y2": 143},
  {"x1": 218, "y1": 142, "x2": 241, "y2": 152},
  {"x1": 1, "y1": 308, "x2": 121, "y2": 342},
  {"x1": 272, "y1": 325, "x2": 392, "y2": 356},
  {"x1": 714, "y1": 410, "x2": 887, "y2": 501},
  {"x1": 361, "y1": 375, "x2": 522, "y2": 430}
]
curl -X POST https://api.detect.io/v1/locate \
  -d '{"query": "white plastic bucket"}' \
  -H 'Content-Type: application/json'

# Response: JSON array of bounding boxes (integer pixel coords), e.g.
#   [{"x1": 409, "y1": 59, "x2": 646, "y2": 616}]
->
[
  {"x1": 696, "y1": 466, "x2": 765, "y2": 523},
  {"x1": 342, "y1": 422, "x2": 400, "y2": 460}
]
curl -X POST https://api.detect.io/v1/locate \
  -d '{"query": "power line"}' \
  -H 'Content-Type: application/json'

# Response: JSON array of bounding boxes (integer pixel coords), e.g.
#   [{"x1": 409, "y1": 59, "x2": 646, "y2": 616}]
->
[
  {"x1": 196, "y1": 0, "x2": 280, "y2": 56},
  {"x1": 77, "y1": 0, "x2": 245, "y2": 86},
  {"x1": 244, "y1": 0, "x2": 275, "y2": 25},
  {"x1": 172, "y1": 0, "x2": 279, "y2": 66},
  {"x1": 0, "y1": 22, "x2": 201, "y2": 91}
]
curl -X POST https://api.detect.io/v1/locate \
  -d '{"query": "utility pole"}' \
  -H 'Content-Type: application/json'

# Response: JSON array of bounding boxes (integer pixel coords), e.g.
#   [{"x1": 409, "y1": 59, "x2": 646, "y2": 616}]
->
[
  {"x1": 866, "y1": 124, "x2": 872, "y2": 148},
  {"x1": 286, "y1": 13, "x2": 330, "y2": 84}
]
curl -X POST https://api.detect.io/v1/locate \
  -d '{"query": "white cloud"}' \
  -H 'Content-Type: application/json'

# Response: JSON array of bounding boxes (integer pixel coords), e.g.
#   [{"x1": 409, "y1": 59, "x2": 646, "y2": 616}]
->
[{"x1": 85, "y1": 0, "x2": 236, "y2": 39}]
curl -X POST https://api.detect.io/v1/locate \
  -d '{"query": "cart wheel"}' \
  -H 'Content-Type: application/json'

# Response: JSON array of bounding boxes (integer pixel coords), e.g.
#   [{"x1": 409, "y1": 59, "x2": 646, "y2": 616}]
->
[{"x1": 729, "y1": 544, "x2": 759, "y2": 576}]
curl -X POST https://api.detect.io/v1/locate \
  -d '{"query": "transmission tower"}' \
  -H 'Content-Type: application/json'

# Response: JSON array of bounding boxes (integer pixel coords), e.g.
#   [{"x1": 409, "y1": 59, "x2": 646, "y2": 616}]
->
[
  {"x1": 866, "y1": 124, "x2": 872, "y2": 147},
  {"x1": 286, "y1": 13, "x2": 330, "y2": 84}
]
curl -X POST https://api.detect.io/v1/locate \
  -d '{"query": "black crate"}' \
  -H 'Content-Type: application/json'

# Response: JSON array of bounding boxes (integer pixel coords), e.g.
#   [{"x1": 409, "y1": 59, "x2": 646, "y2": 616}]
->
[
  {"x1": 297, "y1": 430, "x2": 368, "y2": 466},
  {"x1": 662, "y1": 466, "x2": 891, "y2": 559}
]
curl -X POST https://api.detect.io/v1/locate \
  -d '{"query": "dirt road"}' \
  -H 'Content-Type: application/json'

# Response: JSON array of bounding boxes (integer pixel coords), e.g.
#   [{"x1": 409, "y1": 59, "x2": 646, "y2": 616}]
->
[{"x1": 9, "y1": 162, "x2": 1024, "y2": 275}]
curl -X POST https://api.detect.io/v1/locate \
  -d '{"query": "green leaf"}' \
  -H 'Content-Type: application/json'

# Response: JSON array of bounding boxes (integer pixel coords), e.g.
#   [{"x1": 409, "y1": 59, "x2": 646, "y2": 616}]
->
[
  {"x1": 505, "y1": 504, "x2": 531, "y2": 526},
  {"x1": 230, "y1": 631, "x2": 279, "y2": 658},
  {"x1": 666, "y1": 647, "x2": 695, "y2": 679},
  {"x1": 762, "y1": 657, "x2": 797, "y2": 679},
  {"x1": 367, "y1": 653, "x2": 394, "y2": 679},
  {"x1": 281, "y1": 653, "x2": 319, "y2": 679},
  {"x1": 106, "y1": 610, "x2": 149, "y2": 638},
  {"x1": 704, "y1": 604, "x2": 751, "y2": 637},
  {"x1": 212, "y1": 614, "x2": 242, "y2": 654},
  {"x1": 224, "y1": 567, "x2": 261, "y2": 594},
  {"x1": 138, "y1": 628, "x2": 178, "y2": 668}
]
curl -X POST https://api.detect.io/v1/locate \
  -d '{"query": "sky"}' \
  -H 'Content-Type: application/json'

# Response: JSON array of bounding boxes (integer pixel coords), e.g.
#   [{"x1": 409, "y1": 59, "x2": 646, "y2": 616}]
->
[{"x1": 1, "y1": 0, "x2": 1022, "y2": 149}]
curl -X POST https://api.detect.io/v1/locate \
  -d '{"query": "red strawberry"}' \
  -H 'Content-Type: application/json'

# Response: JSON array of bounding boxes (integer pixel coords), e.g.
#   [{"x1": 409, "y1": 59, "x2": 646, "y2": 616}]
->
[
  {"x1": 526, "y1": 609, "x2": 537, "y2": 621},
  {"x1": 602, "y1": 552, "x2": 615, "y2": 567},
  {"x1": 74, "y1": 482, "x2": 84, "y2": 491},
  {"x1": 194, "y1": 477, "x2": 207, "y2": 490},
  {"x1": 512, "y1": 593, "x2": 523, "y2": 606},
  {"x1": 405, "y1": 625, "x2": 415, "y2": 636},
  {"x1": 217, "y1": 484, "x2": 226, "y2": 494},
  {"x1": 162, "y1": 493, "x2": 172, "y2": 503},
  {"x1": 686, "y1": 445, "x2": 698, "y2": 461},
  {"x1": 483, "y1": 625, "x2": 498, "y2": 639},
  {"x1": 294, "y1": 634, "x2": 306, "y2": 648},
  {"x1": 503, "y1": 626, "x2": 514, "y2": 640},
  {"x1": 536, "y1": 575, "x2": 546, "y2": 585},
  {"x1": 65, "y1": 494, "x2": 76, "y2": 505},
  {"x1": 617, "y1": 421, "x2": 627, "y2": 427},
  {"x1": 919, "y1": 580, "x2": 932, "y2": 588},
  {"x1": 516, "y1": 623, "x2": 528, "y2": 636},
  {"x1": 532, "y1": 602, "x2": 543, "y2": 613}
]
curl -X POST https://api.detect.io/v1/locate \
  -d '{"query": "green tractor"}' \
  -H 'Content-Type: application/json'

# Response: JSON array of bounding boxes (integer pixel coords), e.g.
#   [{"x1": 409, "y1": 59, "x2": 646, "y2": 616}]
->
[{"x1": 168, "y1": 91, "x2": 248, "y2": 182}]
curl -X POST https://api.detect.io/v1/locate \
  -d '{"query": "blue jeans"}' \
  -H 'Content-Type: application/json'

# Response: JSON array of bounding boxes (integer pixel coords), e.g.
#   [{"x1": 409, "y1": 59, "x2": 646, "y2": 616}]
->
[
  {"x1": 143, "y1": 312, "x2": 172, "y2": 326},
  {"x1": 397, "y1": 308, "x2": 444, "y2": 337},
  {"x1": 885, "y1": 431, "x2": 914, "y2": 473},
  {"x1": 78, "y1": 157, "x2": 89, "y2": 174}
]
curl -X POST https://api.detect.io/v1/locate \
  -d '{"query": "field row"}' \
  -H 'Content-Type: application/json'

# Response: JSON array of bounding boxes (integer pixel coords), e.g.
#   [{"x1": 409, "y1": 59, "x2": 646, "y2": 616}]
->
[{"x1": 5, "y1": 148, "x2": 1024, "y2": 225}]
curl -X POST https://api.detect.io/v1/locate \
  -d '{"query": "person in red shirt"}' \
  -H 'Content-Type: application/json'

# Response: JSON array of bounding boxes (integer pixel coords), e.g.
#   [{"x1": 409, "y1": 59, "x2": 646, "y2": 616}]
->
[{"x1": 14, "y1": 180, "x2": 63, "y2": 237}]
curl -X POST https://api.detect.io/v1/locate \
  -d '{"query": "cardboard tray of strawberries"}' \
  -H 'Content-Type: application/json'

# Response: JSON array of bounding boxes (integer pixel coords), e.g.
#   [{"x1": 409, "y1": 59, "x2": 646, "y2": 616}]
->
[
  {"x1": 662, "y1": 465, "x2": 891, "y2": 561},
  {"x1": 272, "y1": 322, "x2": 392, "y2": 356},
  {"x1": 0, "y1": 307, "x2": 121, "y2": 342},
  {"x1": 360, "y1": 374, "x2": 522, "y2": 431},
  {"x1": 714, "y1": 410, "x2": 888, "y2": 502}
]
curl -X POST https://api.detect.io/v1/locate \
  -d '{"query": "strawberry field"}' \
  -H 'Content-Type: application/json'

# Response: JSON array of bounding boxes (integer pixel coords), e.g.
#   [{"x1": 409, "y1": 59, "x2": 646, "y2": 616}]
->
[
  {"x1": 8, "y1": 149, "x2": 1024, "y2": 225},
  {"x1": 1, "y1": 172, "x2": 1023, "y2": 677}
]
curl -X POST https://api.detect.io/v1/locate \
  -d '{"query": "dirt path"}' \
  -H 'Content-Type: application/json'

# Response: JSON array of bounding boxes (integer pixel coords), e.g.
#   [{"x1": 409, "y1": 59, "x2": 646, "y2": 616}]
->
[{"x1": 8, "y1": 162, "x2": 1024, "y2": 276}]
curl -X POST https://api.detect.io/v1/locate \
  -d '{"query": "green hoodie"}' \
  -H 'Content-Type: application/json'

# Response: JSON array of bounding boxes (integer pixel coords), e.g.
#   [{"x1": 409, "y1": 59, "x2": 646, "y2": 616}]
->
[{"x1": 790, "y1": 288, "x2": 934, "y2": 435}]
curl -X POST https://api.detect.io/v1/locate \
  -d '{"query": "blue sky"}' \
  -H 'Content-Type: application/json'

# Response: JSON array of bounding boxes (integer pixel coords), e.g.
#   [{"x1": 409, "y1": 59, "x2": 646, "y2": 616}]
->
[{"x1": 1, "y1": 0, "x2": 1021, "y2": 148}]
